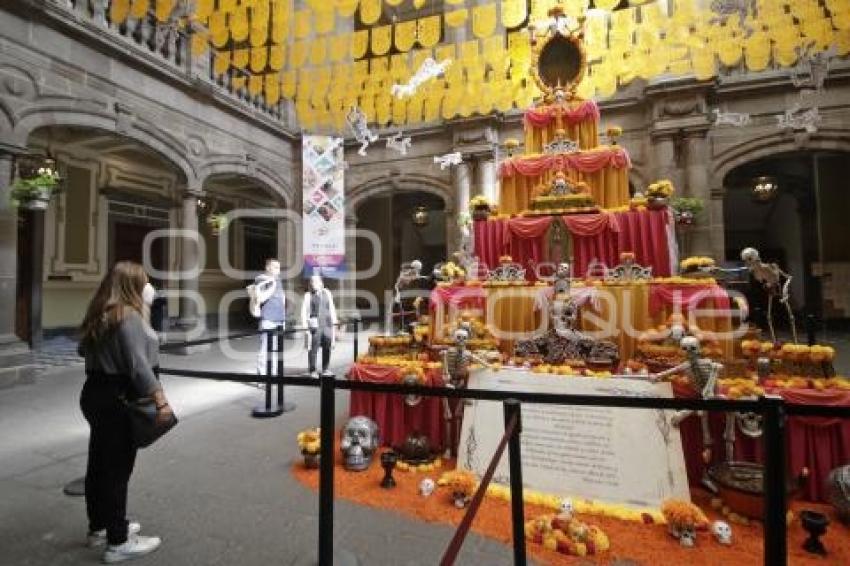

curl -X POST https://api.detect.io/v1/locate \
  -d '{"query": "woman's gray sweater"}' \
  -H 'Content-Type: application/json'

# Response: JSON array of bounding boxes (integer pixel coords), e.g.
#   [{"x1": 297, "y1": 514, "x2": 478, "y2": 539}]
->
[{"x1": 80, "y1": 311, "x2": 160, "y2": 396}]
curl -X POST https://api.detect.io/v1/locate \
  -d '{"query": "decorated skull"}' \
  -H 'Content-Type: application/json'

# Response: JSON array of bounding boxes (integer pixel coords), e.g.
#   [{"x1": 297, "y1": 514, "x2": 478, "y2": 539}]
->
[
  {"x1": 741, "y1": 247, "x2": 760, "y2": 264},
  {"x1": 454, "y1": 327, "x2": 470, "y2": 346},
  {"x1": 712, "y1": 520, "x2": 732, "y2": 545},
  {"x1": 340, "y1": 416, "x2": 380, "y2": 471},
  {"x1": 669, "y1": 324, "x2": 686, "y2": 343},
  {"x1": 678, "y1": 525, "x2": 697, "y2": 547},
  {"x1": 419, "y1": 477, "x2": 436, "y2": 497},
  {"x1": 558, "y1": 498, "x2": 575, "y2": 521},
  {"x1": 681, "y1": 335, "x2": 701, "y2": 358}
]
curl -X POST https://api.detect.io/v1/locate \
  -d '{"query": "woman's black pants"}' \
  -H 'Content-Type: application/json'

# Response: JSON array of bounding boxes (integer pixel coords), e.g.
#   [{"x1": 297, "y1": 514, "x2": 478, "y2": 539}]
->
[{"x1": 80, "y1": 378, "x2": 137, "y2": 545}]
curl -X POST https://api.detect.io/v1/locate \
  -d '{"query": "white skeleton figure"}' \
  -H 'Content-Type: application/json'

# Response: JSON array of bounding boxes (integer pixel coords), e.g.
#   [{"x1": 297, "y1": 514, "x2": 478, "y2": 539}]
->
[
  {"x1": 791, "y1": 46, "x2": 835, "y2": 92},
  {"x1": 777, "y1": 103, "x2": 821, "y2": 134},
  {"x1": 393, "y1": 260, "x2": 424, "y2": 330},
  {"x1": 712, "y1": 108, "x2": 751, "y2": 128},
  {"x1": 386, "y1": 131, "x2": 412, "y2": 155},
  {"x1": 419, "y1": 477, "x2": 436, "y2": 497},
  {"x1": 741, "y1": 247, "x2": 797, "y2": 343},
  {"x1": 441, "y1": 327, "x2": 491, "y2": 458},
  {"x1": 391, "y1": 58, "x2": 452, "y2": 99},
  {"x1": 709, "y1": 0, "x2": 752, "y2": 35},
  {"x1": 652, "y1": 336, "x2": 723, "y2": 492},
  {"x1": 434, "y1": 152, "x2": 463, "y2": 170},
  {"x1": 346, "y1": 107, "x2": 379, "y2": 156}
]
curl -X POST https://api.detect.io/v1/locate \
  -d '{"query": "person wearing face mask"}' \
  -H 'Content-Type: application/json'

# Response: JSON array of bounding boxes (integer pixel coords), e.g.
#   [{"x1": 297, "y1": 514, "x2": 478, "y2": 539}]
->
[
  {"x1": 300, "y1": 274, "x2": 337, "y2": 377},
  {"x1": 77, "y1": 262, "x2": 170, "y2": 563},
  {"x1": 253, "y1": 259, "x2": 286, "y2": 375}
]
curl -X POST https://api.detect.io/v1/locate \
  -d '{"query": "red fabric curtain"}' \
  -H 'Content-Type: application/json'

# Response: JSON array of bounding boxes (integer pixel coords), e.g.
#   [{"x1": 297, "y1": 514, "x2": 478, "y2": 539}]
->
[
  {"x1": 523, "y1": 100, "x2": 600, "y2": 129},
  {"x1": 648, "y1": 283, "x2": 731, "y2": 316},
  {"x1": 616, "y1": 209, "x2": 672, "y2": 277},
  {"x1": 474, "y1": 219, "x2": 510, "y2": 272},
  {"x1": 500, "y1": 147, "x2": 632, "y2": 178},
  {"x1": 429, "y1": 284, "x2": 487, "y2": 311},
  {"x1": 562, "y1": 212, "x2": 619, "y2": 236},
  {"x1": 347, "y1": 364, "x2": 446, "y2": 451}
]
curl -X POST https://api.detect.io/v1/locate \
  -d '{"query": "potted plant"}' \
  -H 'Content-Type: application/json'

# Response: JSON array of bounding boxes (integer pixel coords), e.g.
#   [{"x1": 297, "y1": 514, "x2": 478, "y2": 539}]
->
[
  {"x1": 297, "y1": 428, "x2": 321, "y2": 469},
  {"x1": 605, "y1": 125, "x2": 623, "y2": 145},
  {"x1": 645, "y1": 179, "x2": 675, "y2": 209},
  {"x1": 206, "y1": 213, "x2": 229, "y2": 236},
  {"x1": 8, "y1": 166, "x2": 61, "y2": 210},
  {"x1": 469, "y1": 195, "x2": 493, "y2": 221},
  {"x1": 670, "y1": 197, "x2": 704, "y2": 226}
]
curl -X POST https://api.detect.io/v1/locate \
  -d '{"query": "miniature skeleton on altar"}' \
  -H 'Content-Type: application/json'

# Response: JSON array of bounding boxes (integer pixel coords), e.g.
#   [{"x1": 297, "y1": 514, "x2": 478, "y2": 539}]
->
[{"x1": 441, "y1": 325, "x2": 494, "y2": 459}]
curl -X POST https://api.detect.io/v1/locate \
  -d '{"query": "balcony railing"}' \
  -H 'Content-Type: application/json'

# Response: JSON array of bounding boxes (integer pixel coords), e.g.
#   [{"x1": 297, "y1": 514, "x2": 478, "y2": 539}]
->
[{"x1": 51, "y1": 1, "x2": 287, "y2": 124}]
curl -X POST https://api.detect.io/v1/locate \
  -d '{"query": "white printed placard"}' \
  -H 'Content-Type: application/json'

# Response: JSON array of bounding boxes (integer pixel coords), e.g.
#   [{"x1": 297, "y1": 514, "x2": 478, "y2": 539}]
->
[{"x1": 458, "y1": 369, "x2": 690, "y2": 509}]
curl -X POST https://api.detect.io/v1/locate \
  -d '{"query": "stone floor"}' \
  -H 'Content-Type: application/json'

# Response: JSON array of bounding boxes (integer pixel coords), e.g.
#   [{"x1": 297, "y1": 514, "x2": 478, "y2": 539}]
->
[{"x1": 0, "y1": 329, "x2": 531, "y2": 566}]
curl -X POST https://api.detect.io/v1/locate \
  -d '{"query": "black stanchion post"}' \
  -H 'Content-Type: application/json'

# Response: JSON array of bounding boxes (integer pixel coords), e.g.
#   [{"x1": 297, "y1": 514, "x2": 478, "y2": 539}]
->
[
  {"x1": 503, "y1": 399, "x2": 526, "y2": 566},
  {"x1": 319, "y1": 370, "x2": 336, "y2": 566},
  {"x1": 276, "y1": 325, "x2": 296, "y2": 413},
  {"x1": 763, "y1": 396, "x2": 787, "y2": 566},
  {"x1": 352, "y1": 315, "x2": 360, "y2": 362},
  {"x1": 252, "y1": 329, "x2": 283, "y2": 418}
]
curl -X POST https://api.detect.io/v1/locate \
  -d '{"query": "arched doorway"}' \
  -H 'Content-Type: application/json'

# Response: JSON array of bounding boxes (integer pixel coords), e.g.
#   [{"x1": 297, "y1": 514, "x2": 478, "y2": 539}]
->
[
  {"x1": 722, "y1": 150, "x2": 850, "y2": 326},
  {"x1": 354, "y1": 190, "x2": 447, "y2": 315},
  {"x1": 18, "y1": 125, "x2": 188, "y2": 344}
]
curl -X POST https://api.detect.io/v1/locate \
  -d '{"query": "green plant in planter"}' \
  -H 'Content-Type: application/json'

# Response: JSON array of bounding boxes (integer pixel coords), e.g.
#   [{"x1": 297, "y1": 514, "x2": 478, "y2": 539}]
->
[
  {"x1": 8, "y1": 168, "x2": 61, "y2": 209},
  {"x1": 206, "y1": 213, "x2": 229, "y2": 235},
  {"x1": 670, "y1": 197, "x2": 704, "y2": 225}
]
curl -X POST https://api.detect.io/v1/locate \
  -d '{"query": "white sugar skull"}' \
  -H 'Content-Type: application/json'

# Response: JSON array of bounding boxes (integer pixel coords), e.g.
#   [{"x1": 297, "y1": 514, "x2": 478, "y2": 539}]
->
[
  {"x1": 712, "y1": 520, "x2": 732, "y2": 545},
  {"x1": 741, "y1": 247, "x2": 760, "y2": 265},
  {"x1": 558, "y1": 498, "x2": 574, "y2": 521},
  {"x1": 669, "y1": 324, "x2": 686, "y2": 342},
  {"x1": 419, "y1": 478, "x2": 436, "y2": 497},
  {"x1": 681, "y1": 336, "x2": 701, "y2": 357},
  {"x1": 679, "y1": 525, "x2": 697, "y2": 547}
]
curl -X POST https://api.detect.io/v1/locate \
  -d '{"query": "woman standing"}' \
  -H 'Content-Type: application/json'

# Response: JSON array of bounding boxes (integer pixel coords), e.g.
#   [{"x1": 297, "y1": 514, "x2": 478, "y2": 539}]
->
[{"x1": 78, "y1": 261, "x2": 170, "y2": 563}]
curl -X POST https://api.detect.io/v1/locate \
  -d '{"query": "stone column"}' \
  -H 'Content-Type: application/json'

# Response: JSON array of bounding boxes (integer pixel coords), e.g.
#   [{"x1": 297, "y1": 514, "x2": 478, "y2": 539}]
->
[
  {"x1": 453, "y1": 160, "x2": 473, "y2": 255},
  {"x1": 478, "y1": 156, "x2": 499, "y2": 205},
  {"x1": 0, "y1": 151, "x2": 20, "y2": 347},
  {"x1": 176, "y1": 188, "x2": 202, "y2": 329},
  {"x1": 340, "y1": 212, "x2": 358, "y2": 317},
  {"x1": 650, "y1": 133, "x2": 685, "y2": 191},
  {"x1": 684, "y1": 130, "x2": 713, "y2": 257}
]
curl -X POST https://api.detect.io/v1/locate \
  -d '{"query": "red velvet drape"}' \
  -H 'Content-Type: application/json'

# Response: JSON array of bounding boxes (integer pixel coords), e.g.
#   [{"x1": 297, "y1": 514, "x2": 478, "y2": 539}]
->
[
  {"x1": 500, "y1": 147, "x2": 631, "y2": 178},
  {"x1": 347, "y1": 364, "x2": 446, "y2": 451},
  {"x1": 523, "y1": 100, "x2": 600, "y2": 129},
  {"x1": 678, "y1": 386, "x2": 850, "y2": 502}
]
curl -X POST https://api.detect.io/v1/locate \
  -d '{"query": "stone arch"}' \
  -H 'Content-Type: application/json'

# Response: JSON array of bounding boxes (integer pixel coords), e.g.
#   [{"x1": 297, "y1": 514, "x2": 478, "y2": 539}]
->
[
  {"x1": 712, "y1": 131, "x2": 850, "y2": 190},
  {"x1": 348, "y1": 173, "x2": 454, "y2": 213},
  {"x1": 199, "y1": 158, "x2": 294, "y2": 207},
  {"x1": 12, "y1": 103, "x2": 197, "y2": 185}
]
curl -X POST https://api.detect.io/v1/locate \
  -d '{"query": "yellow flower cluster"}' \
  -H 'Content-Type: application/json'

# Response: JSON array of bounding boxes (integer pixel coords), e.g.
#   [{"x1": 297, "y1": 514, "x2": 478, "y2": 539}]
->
[
  {"x1": 441, "y1": 261, "x2": 466, "y2": 279},
  {"x1": 396, "y1": 458, "x2": 442, "y2": 473},
  {"x1": 765, "y1": 377, "x2": 850, "y2": 391},
  {"x1": 718, "y1": 378, "x2": 765, "y2": 400},
  {"x1": 369, "y1": 335, "x2": 412, "y2": 347},
  {"x1": 357, "y1": 355, "x2": 442, "y2": 371},
  {"x1": 606, "y1": 125, "x2": 623, "y2": 137},
  {"x1": 297, "y1": 428, "x2": 321, "y2": 454},
  {"x1": 437, "y1": 470, "x2": 478, "y2": 497},
  {"x1": 661, "y1": 499, "x2": 709, "y2": 530},
  {"x1": 652, "y1": 276, "x2": 718, "y2": 286},
  {"x1": 530, "y1": 365, "x2": 613, "y2": 379},
  {"x1": 412, "y1": 325, "x2": 430, "y2": 342},
  {"x1": 780, "y1": 343, "x2": 836, "y2": 362},
  {"x1": 470, "y1": 195, "x2": 492, "y2": 209},
  {"x1": 647, "y1": 179, "x2": 675, "y2": 198},
  {"x1": 524, "y1": 513, "x2": 611, "y2": 557},
  {"x1": 485, "y1": 485, "x2": 665, "y2": 524},
  {"x1": 740, "y1": 340, "x2": 776, "y2": 356},
  {"x1": 680, "y1": 256, "x2": 715, "y2": 271}
]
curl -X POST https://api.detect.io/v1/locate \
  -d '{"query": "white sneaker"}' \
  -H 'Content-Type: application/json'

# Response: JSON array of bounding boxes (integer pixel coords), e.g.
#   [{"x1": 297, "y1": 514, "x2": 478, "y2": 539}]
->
[
  {"x1": 87, "y1": 522, "x2": 142, "y2": 548},
  {"x1": 102, "y1": 534, "x2": 161, "y2": 563}
]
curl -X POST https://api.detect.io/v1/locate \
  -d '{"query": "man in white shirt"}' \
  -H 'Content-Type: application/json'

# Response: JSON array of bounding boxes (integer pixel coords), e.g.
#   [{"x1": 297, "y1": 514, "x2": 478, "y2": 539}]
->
[
  {"x1": 252, "y1": 259, "x2": 286, "y2": 375},
  {"x1": 300, "y1": 275, "x2": 337, "y2": 377}
]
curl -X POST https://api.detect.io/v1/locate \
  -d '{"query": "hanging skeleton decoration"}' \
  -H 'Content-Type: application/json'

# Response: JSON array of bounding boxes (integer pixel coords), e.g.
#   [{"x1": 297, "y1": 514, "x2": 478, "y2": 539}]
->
[
  {"x1": 777, "y1": 103, "x2": 821, "y2": 134},
  {"x1": 791, "y1": 46, "x2": 835, "y2": 92},
  {"x1": 391, "y1": 58, "x2": 452, "y2": 99},
  {"x1": 434, "y1": 152, "x2": 463, "y2": 170},
  {"x1": 346, "y1": 106, "x2": 378, "y2": 156},
  {"x1": 651, "y1": 336, "x2": 724, "y2": 492},
  {"x1": 741, "y1": 247, "x2": 797, "y2": 343},
  {"x1": 712, "y1": 108, "x2": 751, "y2": 128},
  {"x1": 709, "y1": 0, "x2": 752, "y2": 35},
  {"x1": 442, "y1": 327, "x2": 490, "y2": 458},
  {"x1": 386, "y1": 131, "x2": 412, "y2": 156}
]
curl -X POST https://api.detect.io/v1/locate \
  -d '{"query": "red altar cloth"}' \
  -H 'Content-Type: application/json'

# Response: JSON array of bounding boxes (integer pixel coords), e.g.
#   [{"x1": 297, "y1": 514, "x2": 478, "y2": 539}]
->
[
  {"x1": 499, "y1": 146, "x2": 631, "y2": 178},
  {"x1": 677, "y1": 385, "x2": 850, "y2": 503},
  {"x1": 347, "y1": 364, "x2": 446, "y2": 451},
  {"x1": 523, "y1": 100, "x2": 600, "y2": 129},
  {"x1": 473, "y1": 208, "x2": 673, "y2": 277}
]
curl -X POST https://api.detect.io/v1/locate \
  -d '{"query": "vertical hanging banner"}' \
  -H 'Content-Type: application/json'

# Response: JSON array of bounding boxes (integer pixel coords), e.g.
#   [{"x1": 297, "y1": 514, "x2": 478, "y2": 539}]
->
[{"x1": 302, "y1": 135, "x2": 346, "y2": 277}]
